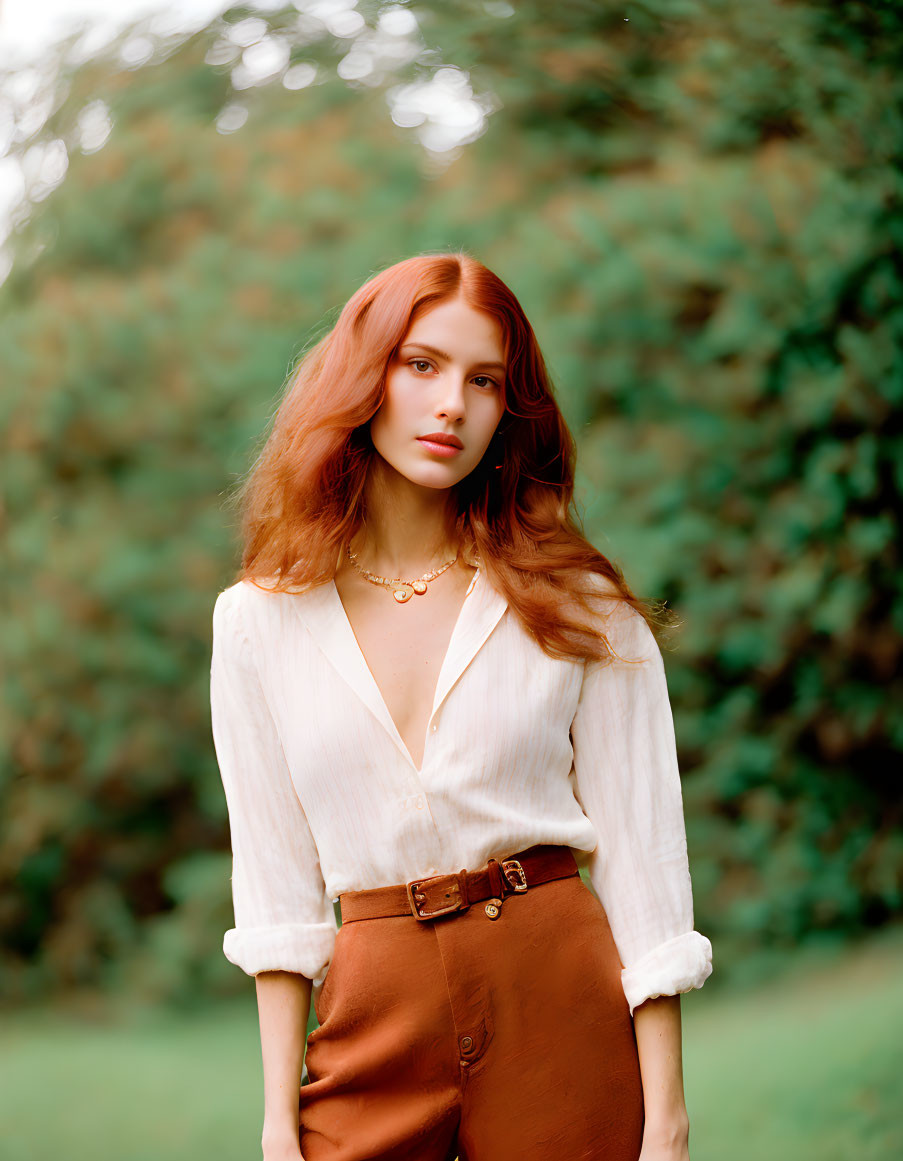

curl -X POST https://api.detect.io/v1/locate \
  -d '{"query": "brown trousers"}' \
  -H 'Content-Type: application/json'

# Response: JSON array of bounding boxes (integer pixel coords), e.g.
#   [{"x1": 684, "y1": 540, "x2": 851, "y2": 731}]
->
[{"x1": 299, "y1": 849, "x2": 645, "y2": 1161}]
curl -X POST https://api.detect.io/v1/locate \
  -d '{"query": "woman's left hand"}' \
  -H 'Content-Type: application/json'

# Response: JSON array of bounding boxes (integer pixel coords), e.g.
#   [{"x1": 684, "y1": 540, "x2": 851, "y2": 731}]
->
[{"x1": 637, "y1": 1117, "x2": 690, "y2": 1161}]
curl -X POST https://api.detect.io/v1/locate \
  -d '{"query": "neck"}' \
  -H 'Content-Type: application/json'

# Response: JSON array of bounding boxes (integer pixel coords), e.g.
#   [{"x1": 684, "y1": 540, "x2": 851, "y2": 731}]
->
[{"x1": 353, "y1": 461, "x2": 461, "y2": 577}]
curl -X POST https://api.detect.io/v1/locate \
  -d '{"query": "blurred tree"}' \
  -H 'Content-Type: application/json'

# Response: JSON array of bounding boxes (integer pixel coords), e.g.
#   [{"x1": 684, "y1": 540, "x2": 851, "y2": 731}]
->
[{"x1": 1, "y1": 0, "x2": 900, "y2": 1003}]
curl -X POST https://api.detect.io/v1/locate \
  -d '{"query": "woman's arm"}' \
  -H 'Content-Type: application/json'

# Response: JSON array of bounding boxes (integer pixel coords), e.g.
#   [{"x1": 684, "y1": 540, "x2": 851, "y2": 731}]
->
[
  {"x1": 568, "y1": 591, "x2": 712, "y2": 1156},
  {"x1": 210, "y1": 586, "x2": 338, "y2": 1158},
  {"x1": 633, "y1": 994, "x2": 690, "y2": 1159},
  {"x1": 257, "y1": 971, "x2": 312, "y2": 1160},
  {"x1": 568, "y1": 593, "x2": 713, "y2": 1017}
]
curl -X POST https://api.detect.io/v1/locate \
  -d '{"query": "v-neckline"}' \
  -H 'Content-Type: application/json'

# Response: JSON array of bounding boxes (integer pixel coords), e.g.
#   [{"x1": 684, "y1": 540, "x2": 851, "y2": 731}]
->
[
  {"x1": 288, "y1": 566, "x2": 509, "y2": 777},
  {"x1": 327, "y1": 568, "x2": 480, "y2": 775}
]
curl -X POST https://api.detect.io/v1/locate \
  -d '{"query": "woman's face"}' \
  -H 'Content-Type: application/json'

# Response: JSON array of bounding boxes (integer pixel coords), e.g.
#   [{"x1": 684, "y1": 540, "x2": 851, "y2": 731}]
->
[{"x1": 370, "y1": 295, "x2": 507, "y2": 490}]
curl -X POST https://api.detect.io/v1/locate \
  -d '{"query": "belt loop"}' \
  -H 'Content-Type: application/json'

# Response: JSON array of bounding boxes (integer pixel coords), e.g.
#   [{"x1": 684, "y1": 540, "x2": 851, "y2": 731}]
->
[{"x1": 487, "y1": 857, "x2": 506, "y2": 898}]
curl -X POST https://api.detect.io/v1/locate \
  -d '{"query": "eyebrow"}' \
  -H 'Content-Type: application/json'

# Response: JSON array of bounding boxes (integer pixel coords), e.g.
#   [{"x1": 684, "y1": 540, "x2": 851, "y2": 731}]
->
[{"x1": 400, "y1": 342, "x2": 507, "y2": 373}]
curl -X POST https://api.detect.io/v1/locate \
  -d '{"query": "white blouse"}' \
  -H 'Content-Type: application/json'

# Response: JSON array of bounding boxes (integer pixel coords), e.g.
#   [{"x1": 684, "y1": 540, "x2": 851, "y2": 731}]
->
[{"x1": 210, "y1": 567, "x2": 713, "y2": 1016}]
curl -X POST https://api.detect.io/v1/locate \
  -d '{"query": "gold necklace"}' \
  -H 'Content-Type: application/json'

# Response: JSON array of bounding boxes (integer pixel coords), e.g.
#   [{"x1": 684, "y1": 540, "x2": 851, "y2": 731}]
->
[{"x1": 345, "y1": 543, "x2": 460, "y2": 603}]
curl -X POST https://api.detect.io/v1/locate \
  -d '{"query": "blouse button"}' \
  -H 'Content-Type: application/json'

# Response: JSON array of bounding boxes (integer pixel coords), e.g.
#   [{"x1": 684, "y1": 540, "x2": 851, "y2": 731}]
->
[{"x1": 430, "y1": 723, "x2": 438, "y2": 733}]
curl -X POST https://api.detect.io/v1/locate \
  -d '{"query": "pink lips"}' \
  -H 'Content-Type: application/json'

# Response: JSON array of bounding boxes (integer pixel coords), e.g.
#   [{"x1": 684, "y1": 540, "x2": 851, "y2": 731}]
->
[{"x1": 417, "y1": 432, "x2": 464, "y2": 457}]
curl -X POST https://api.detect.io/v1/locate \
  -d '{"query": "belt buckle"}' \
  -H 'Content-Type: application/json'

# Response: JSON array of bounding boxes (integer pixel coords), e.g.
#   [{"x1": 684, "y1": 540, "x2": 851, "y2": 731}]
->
[
  {"x1": 500, "y1": 858, "x2": 528, "y2": 893},
  {"x1": 406, "y1": 871, "x2": 469, "y2": 921}
]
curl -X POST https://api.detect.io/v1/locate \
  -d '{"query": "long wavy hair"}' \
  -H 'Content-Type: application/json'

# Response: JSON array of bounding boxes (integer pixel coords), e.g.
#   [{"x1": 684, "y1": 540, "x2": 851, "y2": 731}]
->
[{"x1": 227, "y1": 251, "x2": 676, "y2": 664}]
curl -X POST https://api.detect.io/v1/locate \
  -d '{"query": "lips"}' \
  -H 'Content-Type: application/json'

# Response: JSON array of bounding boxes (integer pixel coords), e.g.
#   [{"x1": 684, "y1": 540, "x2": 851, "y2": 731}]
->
[{"x1": 417, "y1": 432, "x2": 464, "y2": 449}]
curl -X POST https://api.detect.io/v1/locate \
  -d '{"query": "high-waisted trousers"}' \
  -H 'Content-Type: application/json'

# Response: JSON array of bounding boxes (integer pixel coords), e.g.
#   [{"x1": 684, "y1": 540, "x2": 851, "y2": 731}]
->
[{"x1": 298, "y1": 845, "x2": 645, "y2": 1161}]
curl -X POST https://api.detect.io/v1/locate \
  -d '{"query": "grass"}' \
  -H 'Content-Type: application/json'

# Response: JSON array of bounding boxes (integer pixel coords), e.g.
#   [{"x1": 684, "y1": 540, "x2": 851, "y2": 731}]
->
[
  {"x1": 1, "y1": 926, "x2": 901, "y2": 1160},
  {"x1": 683, "y1": 924, "x2": 903, "y2": 1161}
]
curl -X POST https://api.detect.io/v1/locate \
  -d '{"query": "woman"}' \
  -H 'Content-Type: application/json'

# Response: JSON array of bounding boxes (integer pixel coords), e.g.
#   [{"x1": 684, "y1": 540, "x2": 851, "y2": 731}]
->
[{"x1": 210, "y1": 251, "x2": 713, "y2": 1161}]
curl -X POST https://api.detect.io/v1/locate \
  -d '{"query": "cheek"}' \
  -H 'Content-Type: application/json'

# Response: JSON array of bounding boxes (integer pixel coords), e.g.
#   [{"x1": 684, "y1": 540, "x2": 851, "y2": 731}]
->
[
  {"x1": 376, "y1": 375, "x2": 417, "y2": 428},
  {"x1": 475, "y1": 401, "x2": 505, "y2": 451},
  {"x1": 370, "y1": 411, "x2": 401, "y2": 465},
  {"x1": 370, "y1": 380, "x2": 417, "y2": 459}
]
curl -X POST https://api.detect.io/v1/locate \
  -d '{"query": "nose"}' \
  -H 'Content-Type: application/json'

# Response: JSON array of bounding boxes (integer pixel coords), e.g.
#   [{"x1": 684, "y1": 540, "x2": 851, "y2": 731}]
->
[{"x1": 434, "y1": 372, "x2": 466, "y2": 423}]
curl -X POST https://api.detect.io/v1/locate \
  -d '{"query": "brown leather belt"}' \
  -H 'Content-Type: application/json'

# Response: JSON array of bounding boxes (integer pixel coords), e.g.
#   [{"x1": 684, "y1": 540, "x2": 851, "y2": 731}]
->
[{"x1": 339, "y1": 844, "x2": 579, "y2": 923}]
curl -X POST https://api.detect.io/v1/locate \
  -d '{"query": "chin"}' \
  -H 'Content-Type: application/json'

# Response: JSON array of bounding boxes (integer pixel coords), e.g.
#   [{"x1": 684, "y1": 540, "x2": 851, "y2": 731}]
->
[
  {"x1": 397, "y1": 461, "x2": 469, "y2": 491},
  {"x1": 412, "y1": 469, "x2": 465, "y2": 491}
]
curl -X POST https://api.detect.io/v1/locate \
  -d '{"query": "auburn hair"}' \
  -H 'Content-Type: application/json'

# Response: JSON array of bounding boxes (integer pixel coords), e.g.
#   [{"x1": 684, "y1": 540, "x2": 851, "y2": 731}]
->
[{"x1": 227, "y1": 250, "x2": 676, "y2": 664}]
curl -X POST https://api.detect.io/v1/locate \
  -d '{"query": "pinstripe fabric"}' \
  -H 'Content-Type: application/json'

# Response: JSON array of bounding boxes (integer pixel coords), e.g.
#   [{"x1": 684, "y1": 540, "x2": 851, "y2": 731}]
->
[{"x1": 210, "y1": 568, "x2": 713, "y2": 1015}]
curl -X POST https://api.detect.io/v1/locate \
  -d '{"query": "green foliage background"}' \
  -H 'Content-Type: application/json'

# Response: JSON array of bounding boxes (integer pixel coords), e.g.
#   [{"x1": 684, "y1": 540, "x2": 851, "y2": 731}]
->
[{"x1": 2, "y1": 0, "x2": 901, "y2": 1006}]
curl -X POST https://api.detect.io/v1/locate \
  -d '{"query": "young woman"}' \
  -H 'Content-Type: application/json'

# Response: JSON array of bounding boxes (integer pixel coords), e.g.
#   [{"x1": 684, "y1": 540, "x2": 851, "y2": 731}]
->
[{"x1": 210, "y1": 251, "x2": 713, "y2": 1161}]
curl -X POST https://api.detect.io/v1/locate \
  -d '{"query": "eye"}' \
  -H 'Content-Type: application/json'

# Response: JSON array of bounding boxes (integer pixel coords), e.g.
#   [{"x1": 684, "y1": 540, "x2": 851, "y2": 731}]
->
[{"x1": 406, "y1": 358, "x2": 499, "y2": 388}]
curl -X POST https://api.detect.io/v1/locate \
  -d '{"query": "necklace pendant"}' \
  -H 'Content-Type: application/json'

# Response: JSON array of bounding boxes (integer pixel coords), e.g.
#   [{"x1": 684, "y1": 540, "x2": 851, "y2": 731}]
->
[{"x1": 345, "y1": 542, "x2": 461, "y2": 602}]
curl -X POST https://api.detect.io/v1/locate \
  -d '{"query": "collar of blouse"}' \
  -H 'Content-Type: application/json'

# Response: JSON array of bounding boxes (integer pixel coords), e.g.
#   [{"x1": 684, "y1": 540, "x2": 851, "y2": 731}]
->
[{"x1": 288, "y1": 568, "x2": 508, "y2": 773}]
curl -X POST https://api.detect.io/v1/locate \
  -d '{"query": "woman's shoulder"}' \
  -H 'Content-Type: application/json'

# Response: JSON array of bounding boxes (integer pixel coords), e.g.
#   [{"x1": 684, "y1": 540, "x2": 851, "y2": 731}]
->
[
  {"x1": 572, "y1": 568, "x2": 630, "y2": 619},
  {"x1": 212, "y1": 574, "x2": 297, "y2": 640},
  {"x1": 217, "y1": 568, "x2": 302, "y2": 602},
  {"x1": 214, "y1": 571, "x2": 336, "y2": 642},
  {"x1": 570, "y1": 570, "x2": 660, "y2": 660},
  {"x1": 212, "y1": 577, "x2": 309, "y2": 681},
  {"x1": 215, "y1": 575, "x2": 274, "y2": 613},
  {"x1": 577, "y1": 569, "x2": 622, "y2": 599}
]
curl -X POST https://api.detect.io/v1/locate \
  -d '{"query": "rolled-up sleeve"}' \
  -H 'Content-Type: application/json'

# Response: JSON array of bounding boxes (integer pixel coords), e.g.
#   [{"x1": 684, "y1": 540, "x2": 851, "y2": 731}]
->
[
  {"x1": 569, "y1": 599, "x2": 713, "y2": 1016},
  {"x1": 210, "y1": 585, "x2": 337, "y2": 982}
]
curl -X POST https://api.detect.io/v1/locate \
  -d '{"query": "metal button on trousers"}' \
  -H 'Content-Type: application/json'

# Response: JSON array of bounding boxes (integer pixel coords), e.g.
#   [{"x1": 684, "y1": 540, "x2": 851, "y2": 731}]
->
[{"x1": 299, "y1": 850, "x2": 645, "y2": 1161}]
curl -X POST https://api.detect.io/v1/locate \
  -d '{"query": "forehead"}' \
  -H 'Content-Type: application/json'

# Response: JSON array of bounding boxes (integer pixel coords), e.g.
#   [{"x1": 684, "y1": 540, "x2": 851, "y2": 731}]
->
[{"x1": 404, "y1": 299, "x2": 506, "y2": 358}]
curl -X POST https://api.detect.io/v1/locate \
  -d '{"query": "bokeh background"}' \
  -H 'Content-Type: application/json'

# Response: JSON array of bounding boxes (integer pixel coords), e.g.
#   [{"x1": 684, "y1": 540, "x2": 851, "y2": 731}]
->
[{"x1": 1, "y1": 1, "x2": 901, "y2": 1158}]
